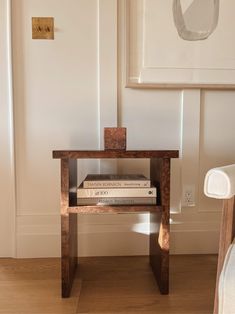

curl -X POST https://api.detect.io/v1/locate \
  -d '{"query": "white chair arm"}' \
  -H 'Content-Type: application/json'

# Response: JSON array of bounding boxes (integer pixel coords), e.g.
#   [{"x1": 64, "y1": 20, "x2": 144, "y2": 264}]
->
[
  {"x1": 219, "y1": 238, "x2": 235, "y2": 314},
  {"x1": 204, "y1": 164, "x2": 235, "y2": 199}
]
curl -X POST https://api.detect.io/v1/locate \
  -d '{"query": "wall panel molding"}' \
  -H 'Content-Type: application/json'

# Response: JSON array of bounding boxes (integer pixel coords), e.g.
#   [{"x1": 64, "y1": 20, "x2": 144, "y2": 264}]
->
[
  {"x1": 16, "y1": 213, "x2": 219, "y2": 257},
  {"x1": 98, "y1": 0, "x2": 118, "y2": 144},
  {"x1": 180, "y1": 90, "x2": 201, "y2": 208},
  {"x1": 0, "y1": 0, "x2": 16, "y2": 257},
  {"x1": 98, "y1": 0, "x2": 118, "y2": 173}
]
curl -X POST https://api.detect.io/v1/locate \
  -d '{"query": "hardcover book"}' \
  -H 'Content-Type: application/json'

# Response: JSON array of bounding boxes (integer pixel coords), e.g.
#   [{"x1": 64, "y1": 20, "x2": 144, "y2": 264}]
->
[
  {"x1": 77, "y1": 197, "x2": 156, "y2": 206},
  {"x1": 83, "y1": 174, "x2": 151, "y2": 188},
  {"x1": 77, "y1": 185, "x2": 156, "y2": 198}
]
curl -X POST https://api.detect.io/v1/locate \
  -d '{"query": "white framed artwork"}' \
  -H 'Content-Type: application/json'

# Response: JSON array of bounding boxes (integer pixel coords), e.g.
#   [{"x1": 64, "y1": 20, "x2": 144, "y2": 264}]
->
[{"x1": 125, "y1": 0, "x2": 235, "y2": 89}]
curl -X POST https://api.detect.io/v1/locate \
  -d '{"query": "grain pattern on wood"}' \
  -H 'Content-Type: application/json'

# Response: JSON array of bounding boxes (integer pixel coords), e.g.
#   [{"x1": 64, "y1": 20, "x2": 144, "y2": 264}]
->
[
  {"x1": 104, "y1": 127, "x2": 126, "y2": 150},
  {"x1": 0, "y1": 256, "x2": 216, "y2": 314},
  {"x1": 61, "y1": 213, "x2": 78, "y2": 298},
  {"x1": 61, "y1": 159, "x2": 69, "y2": 215},
  {"x1": 150, "y1": 158, "x2": 171, "y2": 294},
  {"x1": 76, "y1": 255, "x2": 216, "y2": 314},
  {"x1": 69, "y1": 159, "x2": 77, "y2": 206},
  {"x1": 213, "y1": 196, "x2": 235, "y2": 314},
  {"x1": 53, "y1": 150, "x2": 179, "y2": 159},
  {"x1": 61, "y1": 159, "x2": 78, "y2": 298},
  {"x1": 149, "y1": 210, "x2": 162, "y2": 290},
  {"x1": 68, "y1": 205, "x2": 162, "y2": 214},
  {"x1": 54, "y1": 149, "x2": 179, "y2": 298}
]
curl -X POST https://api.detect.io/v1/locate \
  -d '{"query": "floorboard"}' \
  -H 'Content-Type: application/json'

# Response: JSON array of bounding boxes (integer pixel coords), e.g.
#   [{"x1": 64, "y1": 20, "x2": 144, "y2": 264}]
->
[{"x1": 0, "y1": 255, "x2": 217, "y2": 314}]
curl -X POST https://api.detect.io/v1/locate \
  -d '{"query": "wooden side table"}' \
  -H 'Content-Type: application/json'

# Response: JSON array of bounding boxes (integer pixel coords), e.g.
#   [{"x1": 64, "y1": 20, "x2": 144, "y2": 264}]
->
[{"x1": 53, "y1": 150, "x2": 179, "y2": 297}]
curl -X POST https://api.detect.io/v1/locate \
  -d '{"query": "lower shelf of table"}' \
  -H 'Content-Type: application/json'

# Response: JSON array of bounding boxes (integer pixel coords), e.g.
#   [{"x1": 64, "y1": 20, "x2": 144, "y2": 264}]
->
[{"x1": 67, "y1": 205, "x2": 162, "y2": 214}]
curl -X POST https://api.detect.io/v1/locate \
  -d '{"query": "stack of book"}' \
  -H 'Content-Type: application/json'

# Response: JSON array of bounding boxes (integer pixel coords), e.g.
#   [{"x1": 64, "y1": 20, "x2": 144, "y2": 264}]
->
[{"x1": 77, "y1": 174, "x2": 157, "y2": 205}]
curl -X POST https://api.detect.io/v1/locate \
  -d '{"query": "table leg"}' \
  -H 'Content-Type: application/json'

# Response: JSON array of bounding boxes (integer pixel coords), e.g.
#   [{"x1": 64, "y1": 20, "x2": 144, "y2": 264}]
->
[
  {"x1": 61, "y1": 213, "x2": 78, "y2": 297},
  {"x1": 60, "y1": 158, "x2": 78, "y2": 297},
  {"x1": 150, "y1": 158, "x2": 170, "y2": 294},
  {"x1": 150, "y1": 209, "x2": 169, "y2": 294}
]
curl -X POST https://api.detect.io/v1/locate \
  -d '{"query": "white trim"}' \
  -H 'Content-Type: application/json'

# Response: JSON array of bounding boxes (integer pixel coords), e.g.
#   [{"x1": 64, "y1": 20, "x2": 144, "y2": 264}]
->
[
  {"x1": 98, "y1": 0, "x2": 118, "y2": 173},
  {"x1": 16, "y1": 228, "x2": 219, "y2": 257},
  {"x1": 17, "y1": 211, "x2": 59, "y2": 217},
  {"x1": 170, "y1": 230, "x2": 219, "y2": 254},
  {"x1": 0, "y1": 0, "x2": 16, "y2": 257},
  {"x1": 6, "y1": 0, "x2": 16, "y2": 258},
  {"x1": 16, "y1": 213, "x2": 219, "y2": 257},
  {"x1": 97, "y1": 0, "x2": 101, "y2": 151},
  {"x1": 180, "y1": 90, "x2": 201, "y2": 208},
  {"x1": 98, "y1": 0, "x2": 118, "y2": 142}
]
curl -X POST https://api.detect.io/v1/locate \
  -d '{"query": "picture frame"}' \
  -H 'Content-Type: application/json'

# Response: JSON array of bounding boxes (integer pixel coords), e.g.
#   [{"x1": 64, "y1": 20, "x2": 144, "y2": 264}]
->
[{"x1": 125, "y1": 0, "x2": 235, "y2": 89}]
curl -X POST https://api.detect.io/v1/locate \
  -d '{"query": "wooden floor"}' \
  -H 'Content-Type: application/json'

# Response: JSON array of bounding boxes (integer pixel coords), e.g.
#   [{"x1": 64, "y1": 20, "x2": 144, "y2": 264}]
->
[{"x1": 0, "y1": 255, "x2": 217, "y2": 314}]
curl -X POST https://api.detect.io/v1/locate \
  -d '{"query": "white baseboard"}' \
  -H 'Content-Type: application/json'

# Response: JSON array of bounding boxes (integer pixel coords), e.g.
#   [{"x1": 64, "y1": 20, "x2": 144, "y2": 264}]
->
[
  {"x1": 170, "y1": 230, "x2": 219, "y2": 254},
  {"x1": 16, "y1": 213, "x2": 220, "y2": 258}
]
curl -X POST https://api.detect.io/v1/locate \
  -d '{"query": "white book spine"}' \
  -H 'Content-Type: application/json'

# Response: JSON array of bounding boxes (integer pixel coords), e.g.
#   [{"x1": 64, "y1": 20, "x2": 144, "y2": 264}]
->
[
  {"x1": 83, "y1": 180, "x2": 150, "y2": 188},
  {"x1": 77, "y1": 187, "x2": 156, "y2": 198}
]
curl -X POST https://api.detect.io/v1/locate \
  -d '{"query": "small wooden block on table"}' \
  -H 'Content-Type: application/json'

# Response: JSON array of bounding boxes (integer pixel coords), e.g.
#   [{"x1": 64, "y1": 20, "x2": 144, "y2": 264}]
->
[
  {"x1": 53, "y1": 150, "x2": 179, "y2": 298},
  {"x1": 104, "y1": 127, "x2": 126, "y2": 150}
]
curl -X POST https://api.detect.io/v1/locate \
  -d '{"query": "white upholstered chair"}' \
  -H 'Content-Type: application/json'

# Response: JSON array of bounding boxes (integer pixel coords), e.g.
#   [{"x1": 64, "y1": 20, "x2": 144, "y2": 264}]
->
[{"x1": 204, "y1": 164, "x2": 235, "y2": 314}]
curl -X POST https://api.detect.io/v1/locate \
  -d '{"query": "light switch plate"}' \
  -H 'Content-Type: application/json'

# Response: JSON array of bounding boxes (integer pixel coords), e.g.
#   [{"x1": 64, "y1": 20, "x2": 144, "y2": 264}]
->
[{"x1": 32, "y1": 17, "x2": 54, "y2": 40}]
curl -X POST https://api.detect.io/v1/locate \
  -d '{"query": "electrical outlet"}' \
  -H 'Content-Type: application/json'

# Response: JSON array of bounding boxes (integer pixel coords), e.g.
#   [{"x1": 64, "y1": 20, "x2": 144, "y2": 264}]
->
[{"x1": 182, "y1": 185, "x2": 195, "y2": 207}]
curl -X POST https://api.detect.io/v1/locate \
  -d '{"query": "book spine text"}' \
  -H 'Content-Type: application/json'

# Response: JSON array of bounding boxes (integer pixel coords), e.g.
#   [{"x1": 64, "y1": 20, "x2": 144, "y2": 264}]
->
[{"x1": 77, "y1": 187, "x2": 156, "y2": 198}]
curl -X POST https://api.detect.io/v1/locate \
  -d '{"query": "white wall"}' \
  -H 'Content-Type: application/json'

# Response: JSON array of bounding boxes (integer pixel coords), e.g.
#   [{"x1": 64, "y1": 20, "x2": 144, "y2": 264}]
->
[
  {"x1": 119, "y1": 0, "x2": 235, "y2": 254},
  {"x1": 12, "y1": 0, "x2": 100, "y2": 257},
  {"x1": 1, "y1": 0, "x2": 235, "y2": 257}
]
